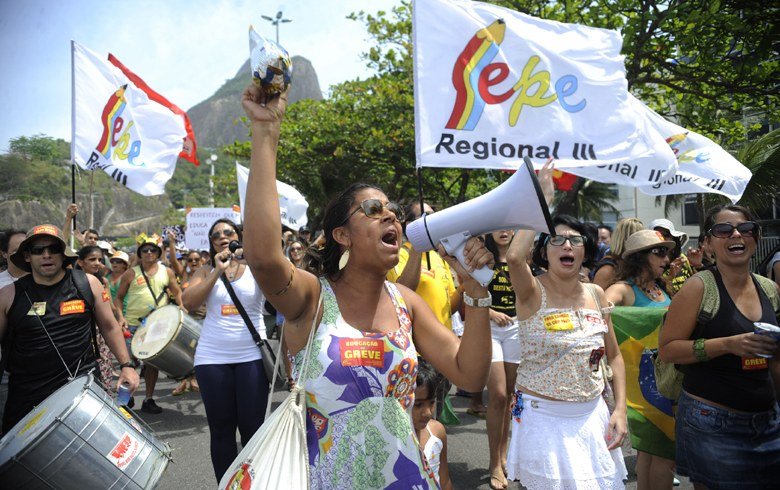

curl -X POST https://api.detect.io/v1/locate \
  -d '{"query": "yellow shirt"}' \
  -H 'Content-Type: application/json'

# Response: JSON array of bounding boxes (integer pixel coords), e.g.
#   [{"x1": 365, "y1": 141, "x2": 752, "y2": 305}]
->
[
  {"x1": 387, "y1": 243, "x2": 456, "y2": 329},
  {"x1": 125, "y1": 264, "x2": 170, "y2": 326}
]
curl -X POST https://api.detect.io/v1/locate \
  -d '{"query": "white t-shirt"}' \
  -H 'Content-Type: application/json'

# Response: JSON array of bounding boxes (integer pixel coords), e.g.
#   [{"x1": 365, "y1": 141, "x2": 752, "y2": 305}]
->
[
  {"x1": 0, "y1": 270, "x2": 22, "y2": 289},
  {"x1": 194, "y1": 267, "x2": 266, "y2": 366}
]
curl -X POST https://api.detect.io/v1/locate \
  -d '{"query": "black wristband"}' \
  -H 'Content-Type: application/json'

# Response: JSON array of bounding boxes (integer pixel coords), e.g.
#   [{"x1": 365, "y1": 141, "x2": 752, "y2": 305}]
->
[{"x1": 119, "y1": 361, "x2": 134, "y2": 369}]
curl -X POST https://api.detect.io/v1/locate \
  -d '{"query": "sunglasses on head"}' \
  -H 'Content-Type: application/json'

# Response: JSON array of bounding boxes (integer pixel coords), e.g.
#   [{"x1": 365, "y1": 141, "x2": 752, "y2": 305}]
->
[
  {"x1": 708, "y1": 221, "x2": 759, "y2": 239},
  {"x1": 29, "y1": 243, "x2": 65, "y2": 255},
  {"x1": 139, "y1": 247, "x2": 158, "y2": 254},
  {"x1": 545, "y1": 234, "x2": 586, "y2": 247},
  {"x1": 210, "y1": 229, "x2": 237, "y2": 240},
  {"x1": 341, "y1": 199, "x2": 404, "y2": 226},
  {"x1": 648, "y1": 247, "x2": 669, "y2": 258}
]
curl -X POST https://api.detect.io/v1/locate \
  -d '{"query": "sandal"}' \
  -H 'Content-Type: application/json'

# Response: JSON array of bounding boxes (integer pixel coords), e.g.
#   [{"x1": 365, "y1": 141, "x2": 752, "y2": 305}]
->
[
  {"x1": 172, "y1": 380, "x2": 189, "y2": 396},
  {"x1": 489, "y1": 469, "x2": 507, "y2": 490},
  {"x1": 189, "y1": 380, "x2": 200, "y2": 392},
  {"x1": 466, "y1": 407, "x2": 487, "y2": 419}
]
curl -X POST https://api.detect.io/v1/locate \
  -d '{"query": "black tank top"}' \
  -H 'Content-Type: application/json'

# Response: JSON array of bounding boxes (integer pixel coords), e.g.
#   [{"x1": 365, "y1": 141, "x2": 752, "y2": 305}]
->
[
  {"x1": 682, "y1": 270, "x2": 778, "y2": 412},
  {"x1": 488, "y1": 262, "x2": 516, "y2": 315},
  {"x1": 3, "y1": 270, "x2": 97, "y2": 432}
]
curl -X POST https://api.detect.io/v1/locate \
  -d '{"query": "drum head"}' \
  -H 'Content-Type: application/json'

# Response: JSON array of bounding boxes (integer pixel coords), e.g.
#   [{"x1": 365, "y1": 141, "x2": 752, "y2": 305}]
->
[
  {"x1": 0, "y1": 375, "x2": 92, "y2": 467},
  {"x1": 131, "y1": 305, "x2": 182, "y2": 360}
]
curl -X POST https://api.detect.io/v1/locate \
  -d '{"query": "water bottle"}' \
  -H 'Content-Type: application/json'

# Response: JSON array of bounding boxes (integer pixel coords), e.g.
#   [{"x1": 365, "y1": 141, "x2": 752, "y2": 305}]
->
[{"x1": 117, "y1": 382, "x2": 132, "y2": 406}]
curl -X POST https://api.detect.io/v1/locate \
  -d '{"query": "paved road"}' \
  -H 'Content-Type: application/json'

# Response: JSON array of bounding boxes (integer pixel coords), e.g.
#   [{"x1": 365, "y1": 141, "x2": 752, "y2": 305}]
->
[{"x1": 137, "y1": 377, "x2": 691, "y2": 489}]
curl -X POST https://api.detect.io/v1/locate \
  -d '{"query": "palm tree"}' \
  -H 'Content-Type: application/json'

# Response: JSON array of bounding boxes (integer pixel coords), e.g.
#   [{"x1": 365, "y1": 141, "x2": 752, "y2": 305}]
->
[{"x1": 554, "y1": 178, "x2": 620, "y2": 222}]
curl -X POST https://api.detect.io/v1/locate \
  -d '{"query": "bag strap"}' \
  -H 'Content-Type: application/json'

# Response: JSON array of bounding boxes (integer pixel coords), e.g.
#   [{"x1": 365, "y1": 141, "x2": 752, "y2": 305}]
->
[
  {"x1": 753, "y1": 272, "x2": 780, "y2": 316},
  {"x1": 69, "y1": 269, "x2": 101, "y2": 361},
  {"x1": 139, "y1": 266, "x2": 167, "y2": 307},
  {"x1": 265, "y1": 284, "x2": 323, "y2": 419},
  {"x1": 219, "y1": 274, "x2": 263, "y2": 349},
  {"x1": 696, "y1": 270, "x2": 719, "y2": 326}
]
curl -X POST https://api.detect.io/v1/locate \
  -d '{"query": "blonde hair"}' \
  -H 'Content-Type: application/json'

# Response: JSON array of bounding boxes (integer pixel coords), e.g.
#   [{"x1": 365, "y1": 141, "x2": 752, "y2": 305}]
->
[{"x1": 611, "y1": 218, "x2": 644, "y2": 258}]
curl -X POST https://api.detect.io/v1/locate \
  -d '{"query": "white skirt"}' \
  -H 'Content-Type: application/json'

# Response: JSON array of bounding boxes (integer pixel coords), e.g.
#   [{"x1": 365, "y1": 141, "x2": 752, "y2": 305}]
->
[{"x1": 507, "y1": 393, "x2": 627, "y2": 490}]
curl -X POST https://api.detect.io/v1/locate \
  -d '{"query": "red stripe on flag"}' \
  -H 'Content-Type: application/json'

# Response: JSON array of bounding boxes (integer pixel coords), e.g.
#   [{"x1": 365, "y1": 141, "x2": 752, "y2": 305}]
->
[{"x1": 107, "y1": 54, "x2": 200, "y2": 166}]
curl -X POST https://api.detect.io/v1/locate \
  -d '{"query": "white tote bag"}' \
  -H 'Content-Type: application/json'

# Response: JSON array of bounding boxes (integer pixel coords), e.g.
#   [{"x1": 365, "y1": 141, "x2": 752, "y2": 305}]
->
[{"x1": 218, "y1": 291, "x2": 322, "y2": 490}]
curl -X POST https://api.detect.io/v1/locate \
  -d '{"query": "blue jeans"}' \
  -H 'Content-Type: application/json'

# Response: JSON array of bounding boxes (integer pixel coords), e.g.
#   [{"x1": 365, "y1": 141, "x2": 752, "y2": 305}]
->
[
  {"x1": 675, "y1": 391, "x2": 780, "y2": 489},
  {"x1": 195, "y1": 360, "x2": 270, "y2": 482}
]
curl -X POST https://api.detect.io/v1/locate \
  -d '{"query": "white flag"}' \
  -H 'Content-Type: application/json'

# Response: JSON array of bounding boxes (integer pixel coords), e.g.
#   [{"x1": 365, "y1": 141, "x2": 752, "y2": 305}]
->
[
  {"x1": 236, "y1": 163, "x2": 309, "y2": 230},
  {"x1": 72, "y1": 41, "x2": 192, "y2": 196},
  {"x1": 414, "y1": 0, "x2": 662, "y2": 170}
]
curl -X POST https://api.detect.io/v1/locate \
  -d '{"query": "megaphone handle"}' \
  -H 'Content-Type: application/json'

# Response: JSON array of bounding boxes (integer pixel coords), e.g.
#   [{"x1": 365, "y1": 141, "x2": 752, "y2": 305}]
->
[{"x1": 440, "y1": 234, "x2": 495, "y2": 288}]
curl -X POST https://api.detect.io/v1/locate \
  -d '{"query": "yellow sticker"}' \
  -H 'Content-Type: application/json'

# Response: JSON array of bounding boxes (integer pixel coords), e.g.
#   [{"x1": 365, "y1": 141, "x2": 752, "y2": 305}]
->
[
  {"x1": 27, "y1": 302, "x2": 46, "y2": 316},
  {"x1": 543, "y1": 312, "x2": 574, "y2": 331},
  {"x1": 19, "y1": 408, "x2": 47, "y2": 436},
  {"x1": 119, "y1": 407, "x2": 134, "y2": 420}
]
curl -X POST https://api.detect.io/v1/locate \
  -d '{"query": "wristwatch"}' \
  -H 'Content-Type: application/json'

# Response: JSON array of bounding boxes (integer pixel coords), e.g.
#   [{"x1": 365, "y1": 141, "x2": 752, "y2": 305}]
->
[
  {"x1": 463, "y1": 291, "x2": 492, "y2": 308},
  {"x1": 119, "y1": 361, "x2": 135, "y2": 369}
]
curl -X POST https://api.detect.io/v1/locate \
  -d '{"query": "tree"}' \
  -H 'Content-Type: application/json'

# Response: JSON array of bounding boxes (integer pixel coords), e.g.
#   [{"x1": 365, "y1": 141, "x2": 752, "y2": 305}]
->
[{"x1": 9, "y1": 134, "x2": 69, "y2": 163}]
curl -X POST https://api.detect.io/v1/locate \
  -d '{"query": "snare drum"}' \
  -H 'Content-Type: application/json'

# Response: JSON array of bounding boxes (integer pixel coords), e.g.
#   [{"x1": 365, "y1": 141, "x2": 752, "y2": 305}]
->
[
  {"x1": 0, "y1": 374, "x2": 170, "y2": 489},
  {"x1": 132, "y1": 305, "x2": 201, "y2": 379}
]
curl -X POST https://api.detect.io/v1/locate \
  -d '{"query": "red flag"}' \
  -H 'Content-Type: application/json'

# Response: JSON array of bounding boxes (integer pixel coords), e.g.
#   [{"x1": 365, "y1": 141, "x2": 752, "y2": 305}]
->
[
  {"x1": 552, "y1": 169, "x2": 578, "y2": 191},
  {"x1": 108, "y1": 54, "x2": 199, "y2": 166}
]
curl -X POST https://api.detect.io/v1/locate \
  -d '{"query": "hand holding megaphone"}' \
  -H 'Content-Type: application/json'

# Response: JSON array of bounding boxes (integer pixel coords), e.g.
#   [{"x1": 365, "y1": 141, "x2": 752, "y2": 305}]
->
[
  {"x1": 406, "y1": 157, "x2": 554, "y2": 286},
  {"x1": 436, "y1": 237, "x2": 495, "y2": 288},
  {"x1": 228, "y1": 240, "x2": 245, "y2": 260}
]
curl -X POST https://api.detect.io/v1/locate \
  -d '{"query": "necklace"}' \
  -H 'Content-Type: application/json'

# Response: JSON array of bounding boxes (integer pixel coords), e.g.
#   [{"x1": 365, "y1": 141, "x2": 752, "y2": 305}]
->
[{"x1": 225, "y1": 263, "x2": 242, "y2": 281}]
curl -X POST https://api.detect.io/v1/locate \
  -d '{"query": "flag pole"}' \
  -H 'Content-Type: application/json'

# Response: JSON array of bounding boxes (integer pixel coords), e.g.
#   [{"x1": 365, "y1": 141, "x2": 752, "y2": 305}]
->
[
  {"x1": 415, "y1": 167, "x2": 431, "y2": 270},
  {"x1": 70, "y1": 40, "x2": 77, "y2": 249}
]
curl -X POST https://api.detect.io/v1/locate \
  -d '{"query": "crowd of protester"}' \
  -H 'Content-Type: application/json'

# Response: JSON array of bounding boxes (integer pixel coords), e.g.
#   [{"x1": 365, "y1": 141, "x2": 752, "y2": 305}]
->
[{"x1": 0, "y1": 86, "x2": 777, "y2": 489}]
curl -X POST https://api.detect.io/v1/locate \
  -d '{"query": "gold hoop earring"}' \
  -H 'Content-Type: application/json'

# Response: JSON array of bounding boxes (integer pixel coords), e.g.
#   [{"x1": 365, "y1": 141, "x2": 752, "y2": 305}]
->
[{"x1": 338, "y1": 249, "x2": 350, "y2": 271}]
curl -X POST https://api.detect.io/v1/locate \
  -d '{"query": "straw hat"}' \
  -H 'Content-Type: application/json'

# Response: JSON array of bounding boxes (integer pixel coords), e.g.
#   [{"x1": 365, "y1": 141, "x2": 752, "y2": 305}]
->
[
  {"x1": 10, "y1": 224, "x2": 78, "y2": 272},
  {"x1": 622, "y1": 230, "x2": 676, "y2": 258}
]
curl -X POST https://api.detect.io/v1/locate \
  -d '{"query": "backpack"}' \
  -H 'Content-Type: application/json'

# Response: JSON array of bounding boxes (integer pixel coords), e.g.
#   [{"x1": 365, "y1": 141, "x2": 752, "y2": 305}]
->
[{"x1": 653, "y1": 269, "x2": 780, "y2": 400}]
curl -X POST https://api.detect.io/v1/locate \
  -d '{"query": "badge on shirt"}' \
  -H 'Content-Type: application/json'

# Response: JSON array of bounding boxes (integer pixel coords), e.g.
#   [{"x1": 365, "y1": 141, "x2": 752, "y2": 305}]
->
[
  {"x1": 742, "y1": 357, "x2": 768, "y2": 370},
  {"x1": 221, "y1": 304, "x2": 239, "y2": 316},
  {"x1": 543, "y1": 312, "x2": 574, "y2": 331},
  {"x1": 102, "y1": 289, "x2": 111, "y2": 303},
  {"x1": 60, "y1": 299, "x2": 86, "y2": 315},
  {"x1": 27, "y1": 302, "x2": 46, "y2": 316},
  {"x1": 339, "y1": 338, "x2": 384, "y2": 368},
  {"x1": 136, "y1": 276, "x2": 146, "y2": 286}
]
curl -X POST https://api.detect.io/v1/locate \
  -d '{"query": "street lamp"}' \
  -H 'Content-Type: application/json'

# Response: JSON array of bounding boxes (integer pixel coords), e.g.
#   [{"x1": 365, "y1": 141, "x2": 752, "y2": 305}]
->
[
  {"x1": 261, "y1": 10, "x2": 292, "y2": 44},
  {"x1": 208, "y1": 154, "x2": 217, "y2": 207}
]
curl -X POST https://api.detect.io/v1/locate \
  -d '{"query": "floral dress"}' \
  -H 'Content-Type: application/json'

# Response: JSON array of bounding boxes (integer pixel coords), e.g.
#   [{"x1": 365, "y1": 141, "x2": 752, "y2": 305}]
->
[{"x1": 293, "y1": 278, "x2": 438, "y2": 489}]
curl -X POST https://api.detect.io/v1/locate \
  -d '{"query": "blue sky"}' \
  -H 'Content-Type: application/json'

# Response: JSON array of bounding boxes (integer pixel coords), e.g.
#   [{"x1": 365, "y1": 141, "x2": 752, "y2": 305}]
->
[{"x1": 0, "y1": 0, "x2": 400, "y2": 153}]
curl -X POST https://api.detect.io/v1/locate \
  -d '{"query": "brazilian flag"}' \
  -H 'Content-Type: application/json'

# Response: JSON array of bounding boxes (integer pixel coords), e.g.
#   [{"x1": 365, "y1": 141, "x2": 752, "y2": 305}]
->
[{"x1": 612, "y1": 306, "x2": 675, "y2": 460}]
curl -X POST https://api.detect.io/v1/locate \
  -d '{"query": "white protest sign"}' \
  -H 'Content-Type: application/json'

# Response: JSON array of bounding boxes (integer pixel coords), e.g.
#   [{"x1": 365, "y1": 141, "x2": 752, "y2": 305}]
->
[
  {"x1": 185, "y1": 208, "x2": 241, "y2": 251},
  {"x1": 236, "y1": 162, "x2": 309, "y2": 231}
]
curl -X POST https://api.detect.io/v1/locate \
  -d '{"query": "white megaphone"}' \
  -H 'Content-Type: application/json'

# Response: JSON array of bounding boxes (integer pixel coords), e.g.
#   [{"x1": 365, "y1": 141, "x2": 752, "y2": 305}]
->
[{"x1": 406, "y1": 157, "x2": 554, "y2": 286}]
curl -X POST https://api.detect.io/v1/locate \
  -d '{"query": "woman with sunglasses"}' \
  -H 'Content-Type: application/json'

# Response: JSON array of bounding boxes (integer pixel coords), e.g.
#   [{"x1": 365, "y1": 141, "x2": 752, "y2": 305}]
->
[
  {"x1": 504, "y1": 161, "x2": 627, "y2": 489},
  {"x1": 285, "y1": 240, "x2": 305, "y2": 269},
  {"x1": 182, "y1": 218, "x2": 269, "y2": 482},
  {"x1": 605, "y1": 230, "x2": 676, "y2": 490},
  {"x1": 659, "y1": 205, "x2": 780, "y2": 488},
  {"x1": 77, "y1": 245, "x2": 116, "y2": 390},
  {"x1": 240, "y1": 86, "x2": 492, "y2": 488}
]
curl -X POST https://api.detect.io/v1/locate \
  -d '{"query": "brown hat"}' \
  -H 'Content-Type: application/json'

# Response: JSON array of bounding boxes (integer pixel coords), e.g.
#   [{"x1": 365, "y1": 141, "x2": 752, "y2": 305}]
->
[
  {"x1": 10, "y1": 224, "x2": 78, "y2": 272},
  {"x1": 622, "y1": 229, "x2": 676, "y2": 258}
]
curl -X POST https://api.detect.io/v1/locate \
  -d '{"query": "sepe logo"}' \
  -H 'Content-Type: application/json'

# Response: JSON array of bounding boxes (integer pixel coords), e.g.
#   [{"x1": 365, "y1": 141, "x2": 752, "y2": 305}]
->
[
  {"x1": 225, "y1": 463, "x2": 254, "y2": 490},
  {"x1": 446, "y1": 19, "x2": 586, "y2": 131},
  {"x1": 85, "y1": 85, "x2": 146, "y2": 186},
  {"x1": 665, "y1": 132, "x2": 710, "y2": 165}
]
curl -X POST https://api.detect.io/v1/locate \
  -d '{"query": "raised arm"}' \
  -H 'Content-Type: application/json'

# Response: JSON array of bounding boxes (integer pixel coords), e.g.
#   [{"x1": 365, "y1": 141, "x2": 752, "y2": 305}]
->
[
  {"x1": 240, "y1": 85, "x2": 320, "y2": 350},
  {"x1": 507, "y1": 159, "x2": 554, "y2": 314},
  {"x1": 166, "y1": 230, "x2": 185, "y2": 278}
]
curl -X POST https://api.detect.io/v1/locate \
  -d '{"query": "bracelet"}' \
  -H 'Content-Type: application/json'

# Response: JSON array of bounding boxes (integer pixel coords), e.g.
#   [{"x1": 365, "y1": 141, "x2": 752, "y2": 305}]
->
[
  {"x1": 269, "y1": 262, "x2": 296, "y2": 297},
  {"x1": 693, "y1": 338, "x2": 709, "y2": 362},
  {"x1": 463, "y1": 291, "x2": 492, "y2": 308},
  {"x1": 119, "y1": 361, "x2": 134, "y2": 369}
]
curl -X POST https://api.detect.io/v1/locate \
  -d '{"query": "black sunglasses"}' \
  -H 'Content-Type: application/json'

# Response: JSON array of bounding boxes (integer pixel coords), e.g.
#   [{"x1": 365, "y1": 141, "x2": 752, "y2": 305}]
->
[
  {"x1": 210, "y1": 229, "x2": 237, "y2": 240},
  {"x1": 139, "y1": 247, "x2": 158, "y2": 254},
  {"x1": 708, "y1": 221, "x2": 759, "y2": 239},
  {"x1": 341, "y1": 199, "x2": 404, "y2": 226},
  {"x1": 187, "y1": 257, "x2": 201, "y2": 262},
  {"x1": 545, "y1": 235, "x2": 586, "y2": 247},
  {"x1": 29, "y1": 243, "x2": 65, "y2": 255},
  {"x1": 109, "y1": 259, "x2": 126, "y2": 264},
  {"x1": 648, "y1": 247, "x2": 669, "y2": 258}
]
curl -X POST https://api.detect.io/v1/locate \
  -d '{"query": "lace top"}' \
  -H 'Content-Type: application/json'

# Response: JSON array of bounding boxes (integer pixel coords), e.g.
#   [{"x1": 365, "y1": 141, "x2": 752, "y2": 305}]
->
[{"x1": 516, "y1": 283, "x2": 609, "y2": 402}]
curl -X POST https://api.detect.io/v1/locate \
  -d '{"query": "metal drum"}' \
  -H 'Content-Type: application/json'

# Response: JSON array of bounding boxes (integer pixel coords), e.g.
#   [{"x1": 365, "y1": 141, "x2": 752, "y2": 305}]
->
[
  {"x1": 0, "y1": 374, "x2": 170, "y2": 489},
  {"x1": 131, "y1": 305, "x2": 201, "y2": 379}
]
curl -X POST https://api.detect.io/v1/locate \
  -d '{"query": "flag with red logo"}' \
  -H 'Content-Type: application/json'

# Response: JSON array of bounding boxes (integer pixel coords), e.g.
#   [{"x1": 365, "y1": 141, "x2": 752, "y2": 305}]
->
[{"x1": 72, "y1": 41, "x2": 198, "y2": 196}]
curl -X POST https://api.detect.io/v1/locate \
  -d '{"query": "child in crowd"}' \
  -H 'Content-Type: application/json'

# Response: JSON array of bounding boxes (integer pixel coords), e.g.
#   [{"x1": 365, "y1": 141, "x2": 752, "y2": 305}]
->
[{"x1": 414, "y1": 361, "x2": 453, "y2": 490}]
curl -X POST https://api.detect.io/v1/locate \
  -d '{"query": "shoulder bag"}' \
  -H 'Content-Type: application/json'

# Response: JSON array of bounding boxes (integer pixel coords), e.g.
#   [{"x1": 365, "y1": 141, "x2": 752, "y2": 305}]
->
[{"x1": 218, "y1": 286, "x2": 323, "y2": 490}]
